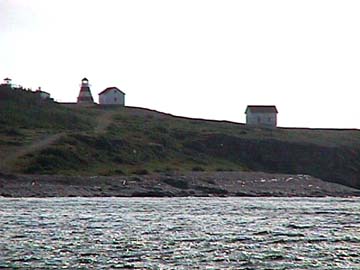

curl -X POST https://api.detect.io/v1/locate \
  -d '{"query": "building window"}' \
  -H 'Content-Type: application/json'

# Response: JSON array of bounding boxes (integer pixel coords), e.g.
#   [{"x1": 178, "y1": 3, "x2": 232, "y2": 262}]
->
[
  {"x1": 257, "y1": 117, "x2": 261, "y2": 123},
  {"x1": 114, "y1": 97, "x2": 117, "y2": 102}
]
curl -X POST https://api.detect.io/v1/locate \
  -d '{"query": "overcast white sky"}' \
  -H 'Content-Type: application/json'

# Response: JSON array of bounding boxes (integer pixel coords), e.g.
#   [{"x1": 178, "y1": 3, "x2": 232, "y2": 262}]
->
[{"x1": 1, "y1": 0, "x2": 360, "y2": 128}]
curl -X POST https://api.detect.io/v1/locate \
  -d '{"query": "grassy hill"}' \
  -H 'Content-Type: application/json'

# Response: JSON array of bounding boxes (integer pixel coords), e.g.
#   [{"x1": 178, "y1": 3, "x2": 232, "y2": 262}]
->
[{"x1": 1, "y1": 84, "x2": 360, "y2": 188}]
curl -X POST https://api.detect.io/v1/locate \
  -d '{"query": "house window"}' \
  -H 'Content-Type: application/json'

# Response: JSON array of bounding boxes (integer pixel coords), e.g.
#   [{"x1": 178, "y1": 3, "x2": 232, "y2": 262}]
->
[
  {"x1": 114, "y1": 97, "x2": 117, "y2": 102},
  {"x1": 257, "y1": 117, "x2": 261, "y2": 123},
  {"x1": 268, "y1": 117, "x2": 272, "y2": 122}
]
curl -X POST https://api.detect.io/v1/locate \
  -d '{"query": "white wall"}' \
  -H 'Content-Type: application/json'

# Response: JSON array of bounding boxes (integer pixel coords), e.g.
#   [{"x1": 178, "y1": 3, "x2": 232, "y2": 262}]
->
[
  {"x1": 246, "y1": 112, "x2": 277, "y2": 127},
  {"x1": 99, "y1": 90, "x2": 125, "y2": 105}
]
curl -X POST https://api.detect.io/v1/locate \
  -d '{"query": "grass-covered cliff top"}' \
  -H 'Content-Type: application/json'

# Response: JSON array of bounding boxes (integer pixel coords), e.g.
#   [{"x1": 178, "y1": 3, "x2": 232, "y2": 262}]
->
[{"x1": 1, "y1": 84, "x2": 360, "y2": 188}]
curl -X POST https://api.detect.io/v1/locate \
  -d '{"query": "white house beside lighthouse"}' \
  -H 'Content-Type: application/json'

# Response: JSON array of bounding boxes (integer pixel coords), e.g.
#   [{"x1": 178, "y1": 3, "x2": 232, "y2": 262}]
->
[
  {"x1": 245, "y1": 105, "x2": 278, "y2": 127},
  {"x1": 77, "y1": 78, "x2": 94, "y2": 105},
  {"x1": 98, "y1": 87, "x2": 125, "y2": 106}
]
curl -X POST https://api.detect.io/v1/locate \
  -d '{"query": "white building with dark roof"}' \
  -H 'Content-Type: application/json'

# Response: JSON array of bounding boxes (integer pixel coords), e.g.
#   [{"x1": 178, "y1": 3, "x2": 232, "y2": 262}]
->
[
  {"x1": 245, "y1": 105, "x2": 278, "y2": 127},
  {"x1": 3, "y1": 77, "x2": 12, "y2": 85},
  {"x1": 98, "y1": 87, "x2": 125, "y2": 105}
]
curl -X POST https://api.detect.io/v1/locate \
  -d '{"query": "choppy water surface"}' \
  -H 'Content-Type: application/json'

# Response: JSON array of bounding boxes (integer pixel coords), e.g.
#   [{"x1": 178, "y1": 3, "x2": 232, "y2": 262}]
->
[{"x1": 0, "y1": 197, "x2": 359, "y2": 269}]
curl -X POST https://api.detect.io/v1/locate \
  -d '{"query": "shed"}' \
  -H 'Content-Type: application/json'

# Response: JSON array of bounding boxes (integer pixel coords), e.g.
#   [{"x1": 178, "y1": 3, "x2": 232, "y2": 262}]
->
[
  {"x1": 1, "y1": 78, "x2": 12, "y2": 87},
  {"x1": 245, "y1": 105, "x2": 278, "y2": 127},
  {"x1": 3, "y1": 78, "x2": 12, "y2": 85},
  {"x1": 98, "y1": 87, "x2": 125, "y2": 105}
]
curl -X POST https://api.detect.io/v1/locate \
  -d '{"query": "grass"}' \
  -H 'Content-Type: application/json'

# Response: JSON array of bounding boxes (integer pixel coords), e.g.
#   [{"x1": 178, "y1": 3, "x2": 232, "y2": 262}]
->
[
  {"x1": 12, "y1": 105, "x2": 360, "y2": 176},
  {"x1": 1, "y1": 85, "x2": 360, "y2": 188},
  {"x1": 0, "y1": 85, "x2": 95, "y2": 131}
]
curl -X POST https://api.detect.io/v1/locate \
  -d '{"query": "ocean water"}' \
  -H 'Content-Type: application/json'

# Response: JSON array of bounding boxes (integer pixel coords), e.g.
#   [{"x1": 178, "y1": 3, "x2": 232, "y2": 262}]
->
[{"x1": 0, "y1": 197, "x2": 359, "y2": 269}]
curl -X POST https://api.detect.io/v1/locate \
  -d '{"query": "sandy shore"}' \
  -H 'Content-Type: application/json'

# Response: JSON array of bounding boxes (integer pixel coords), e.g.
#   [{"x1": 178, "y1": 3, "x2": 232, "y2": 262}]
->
[{"x1": 0, "y1": 171, "x2": 359, "y2": 198}]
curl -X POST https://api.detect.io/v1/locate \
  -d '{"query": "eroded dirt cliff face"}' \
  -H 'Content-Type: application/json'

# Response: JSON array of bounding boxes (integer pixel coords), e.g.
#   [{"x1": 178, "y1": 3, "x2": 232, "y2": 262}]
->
[{"x1": 184, "y1": 134, "x2": 360, "y2": 189}]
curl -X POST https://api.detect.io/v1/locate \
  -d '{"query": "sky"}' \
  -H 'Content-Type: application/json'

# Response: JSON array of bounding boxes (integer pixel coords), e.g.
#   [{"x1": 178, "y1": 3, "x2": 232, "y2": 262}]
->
[{"x1": 1, "y1": 0, "x2": 360, "y2": 128}]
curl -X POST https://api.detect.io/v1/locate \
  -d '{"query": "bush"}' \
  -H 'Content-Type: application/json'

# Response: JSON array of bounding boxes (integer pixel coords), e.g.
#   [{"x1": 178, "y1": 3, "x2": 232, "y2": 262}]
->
[
  {"x1": 114, "y1": 169, "x2": 126, "y2": 175},
  {"x1": 1, "y1": 128, "x2": 22, "y2": 136},
  {"x1": 22, "y1": 147, "x2": 85, "y2": 174},
  {"x1": 192, "y1": 166, "x2": 205, "y2": 172},
  {"x1": 132, "y1": 169, "x2": 149, "y2": 175}
]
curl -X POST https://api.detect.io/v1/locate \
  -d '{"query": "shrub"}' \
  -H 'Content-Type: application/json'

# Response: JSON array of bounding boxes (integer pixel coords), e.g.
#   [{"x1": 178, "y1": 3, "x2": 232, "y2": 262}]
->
[
  {"x1": 132, "y1": 169, "x2": 149, "y2": 175},
  {"x1": 192, "y1": 166, "x2": 205, "y2": 172},
  {"x1": 114, "y1": 169, "x2": 126, "y2": 175}
]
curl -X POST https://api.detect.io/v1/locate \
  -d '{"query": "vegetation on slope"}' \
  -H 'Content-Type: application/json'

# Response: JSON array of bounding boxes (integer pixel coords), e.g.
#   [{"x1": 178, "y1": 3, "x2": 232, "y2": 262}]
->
[
  {"x1": 1, "y1": 85, "x2": 360, "y2": 188},
  {"x1": 0, "y1": 84, "x2": 96, "y2": 169},
  {"x1": 0, "y1": 85, "x2": 95, "y2": 131}
]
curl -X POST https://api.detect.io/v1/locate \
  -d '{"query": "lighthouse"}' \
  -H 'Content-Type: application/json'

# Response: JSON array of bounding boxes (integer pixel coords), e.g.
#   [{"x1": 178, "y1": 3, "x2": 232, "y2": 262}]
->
[{"x1": 77, "y1": 77, "x2": 94, "y2": 104}]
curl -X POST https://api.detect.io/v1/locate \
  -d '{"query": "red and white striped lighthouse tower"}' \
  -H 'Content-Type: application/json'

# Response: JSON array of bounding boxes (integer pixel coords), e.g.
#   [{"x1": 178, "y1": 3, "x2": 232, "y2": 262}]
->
[{"x1": 77, "y1": 77, "x2": 94, "y2": 104}]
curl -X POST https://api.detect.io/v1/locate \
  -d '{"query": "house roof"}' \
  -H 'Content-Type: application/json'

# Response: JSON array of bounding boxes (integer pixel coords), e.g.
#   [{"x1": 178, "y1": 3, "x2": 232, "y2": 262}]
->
[
  {"x1": 98, "y1": 87, "x2": 125, "y2": 96},
  {"x1": 245, "y1": 105, "x2": 278, "y2": 114}
]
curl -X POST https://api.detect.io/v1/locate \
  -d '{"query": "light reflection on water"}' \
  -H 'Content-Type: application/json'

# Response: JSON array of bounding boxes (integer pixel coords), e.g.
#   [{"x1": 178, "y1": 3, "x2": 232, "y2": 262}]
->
[{"x1": 0, "y1": 197, "x2": 359, "y2": 269}]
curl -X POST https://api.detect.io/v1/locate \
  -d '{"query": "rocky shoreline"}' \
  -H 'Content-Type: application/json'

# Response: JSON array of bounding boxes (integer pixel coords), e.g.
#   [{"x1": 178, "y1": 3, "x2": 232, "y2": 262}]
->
[{"x1": 1, "y1": 171, "x2": 359, "y2": 198}]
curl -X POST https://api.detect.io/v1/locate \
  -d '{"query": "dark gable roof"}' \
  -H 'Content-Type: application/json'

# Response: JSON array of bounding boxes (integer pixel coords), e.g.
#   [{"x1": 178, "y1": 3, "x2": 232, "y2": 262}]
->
[
  {"x1": 98, "y1": 87, "x2": 125, "y2": 96},
  {"x1": 245, "y1": 105, "x2": 278, "y2": 114}
]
